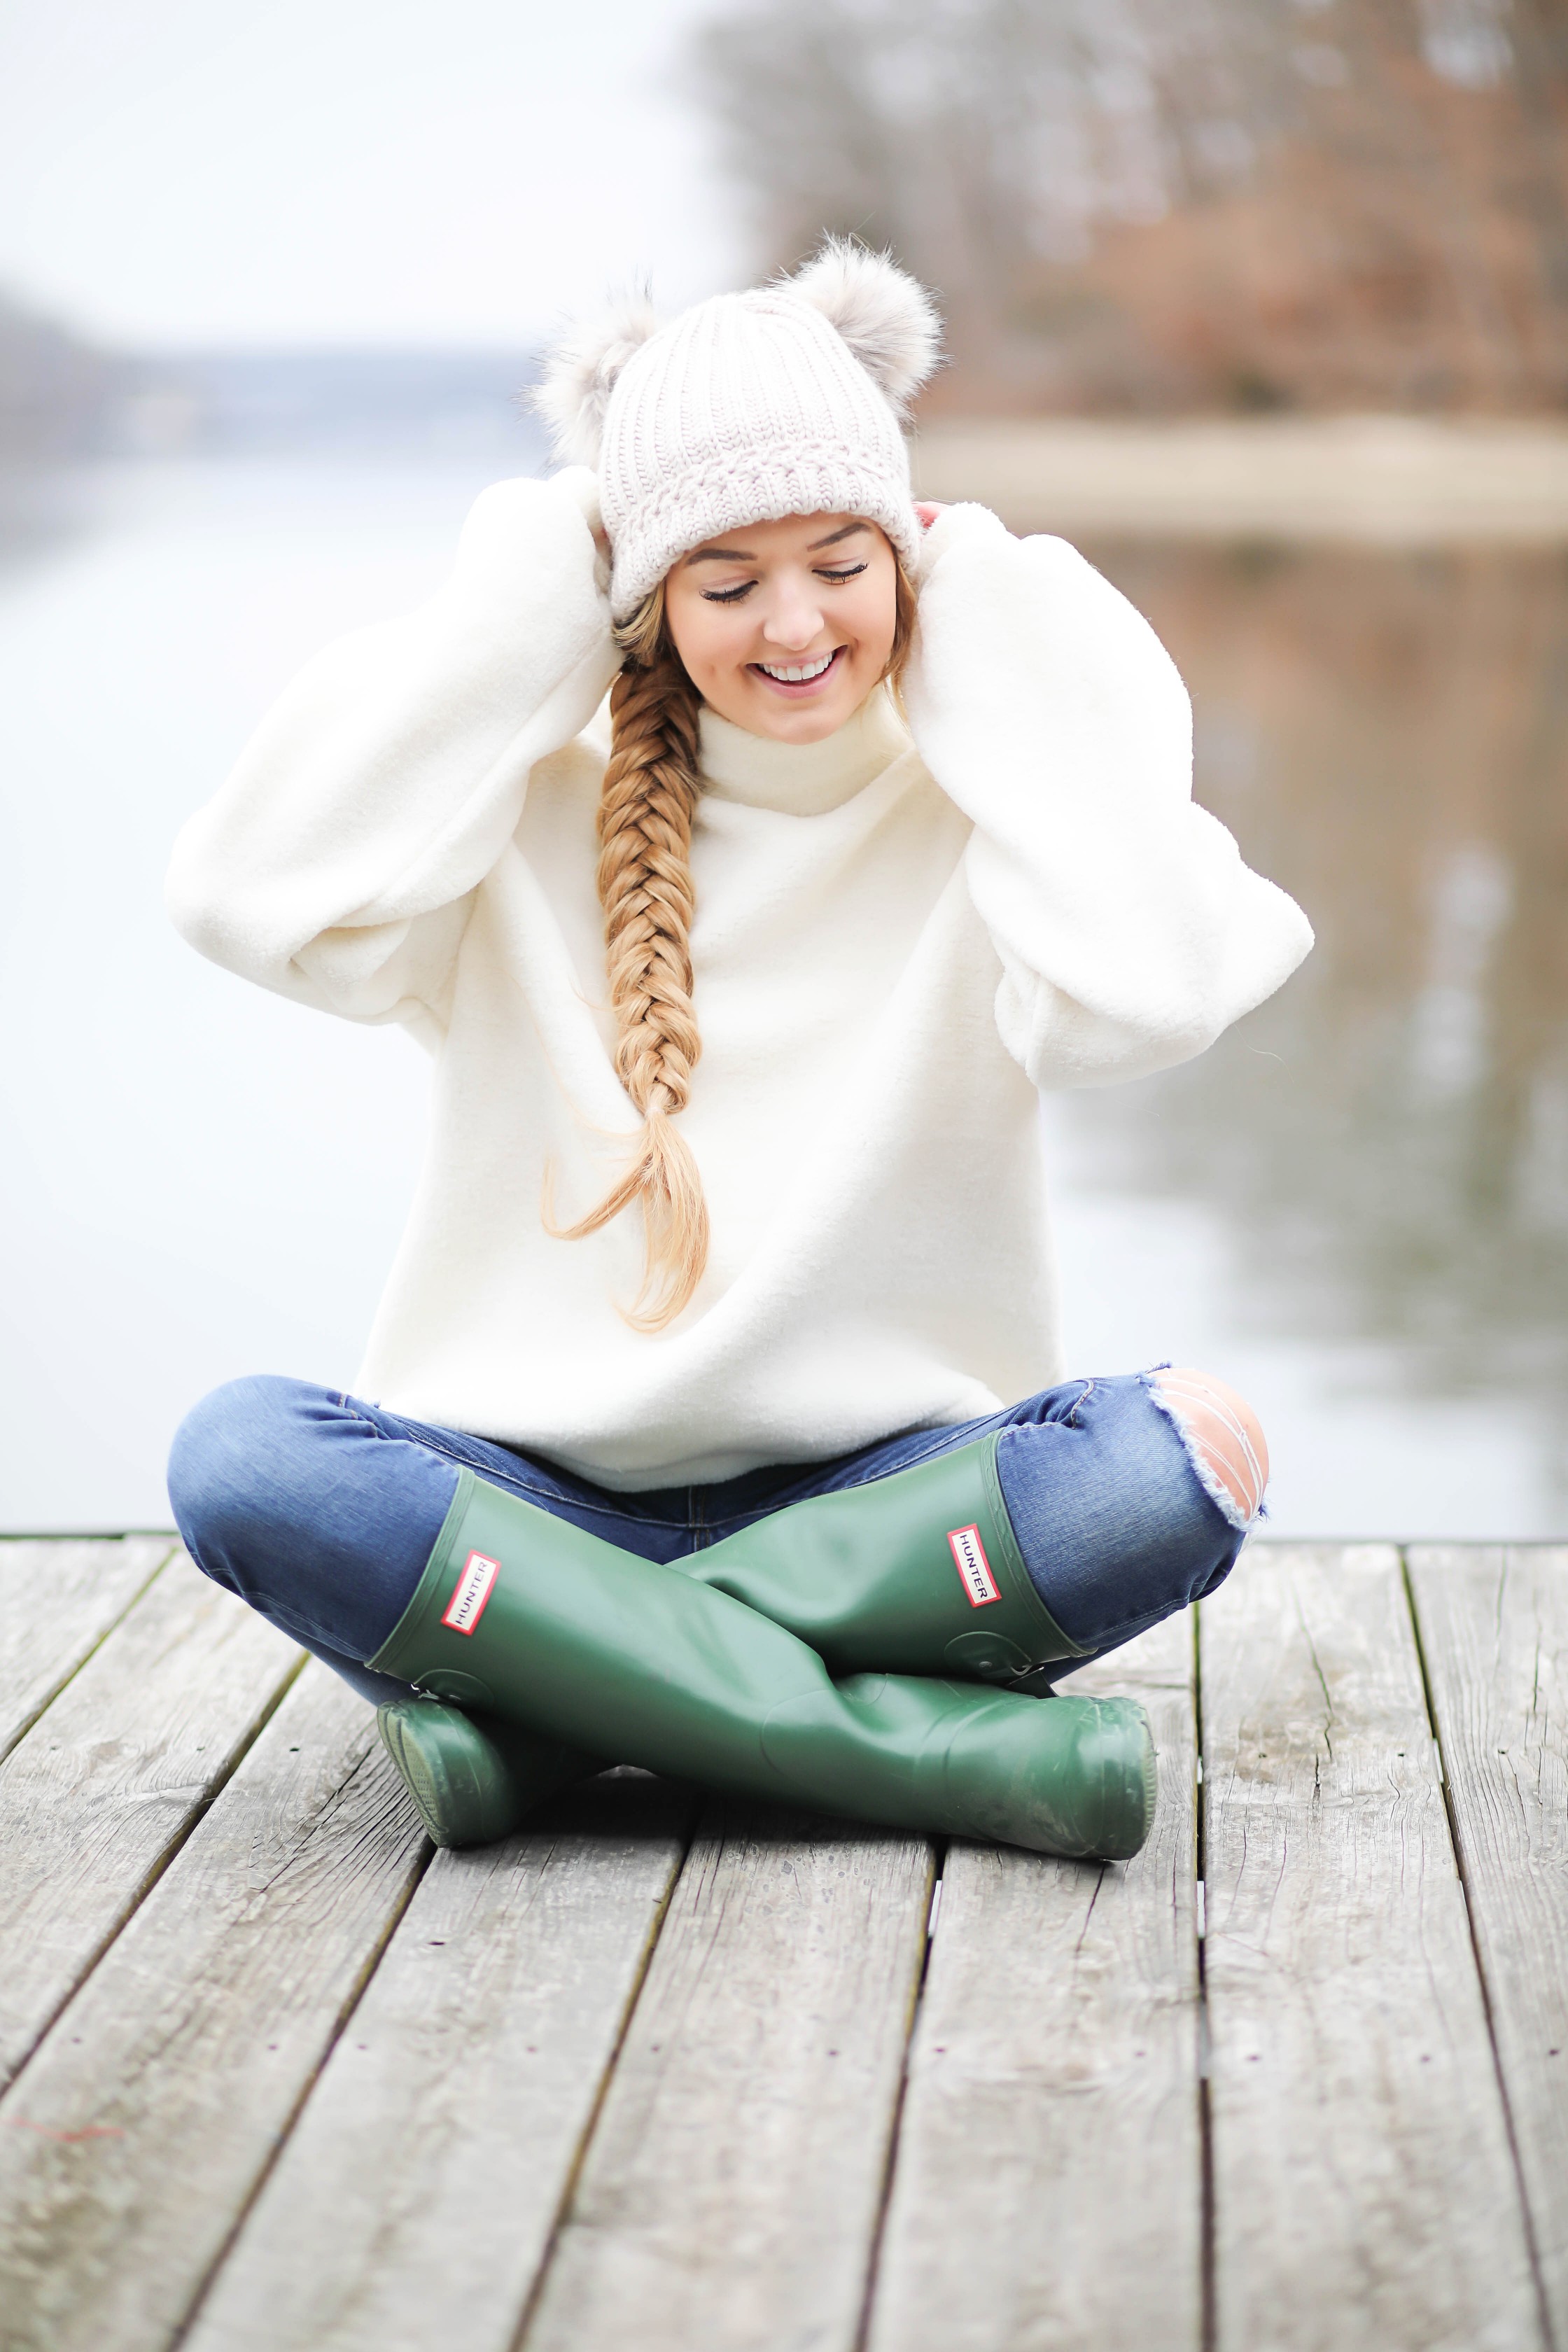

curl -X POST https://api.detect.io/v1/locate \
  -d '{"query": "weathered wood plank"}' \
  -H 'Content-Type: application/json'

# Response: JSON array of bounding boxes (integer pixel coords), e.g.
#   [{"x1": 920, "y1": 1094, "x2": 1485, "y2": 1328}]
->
[
  {"x1": 1202, "y1": 1542, "x2": 1541, "y2": 2352},
  {"x1": 522, "y1": 1807, "x2": 932, "y2": 2352},
  {"x1": 0, "y1": 1662, "x2": 426, "y2": 2352},
  {"x1": 0, "y1": 1536, "x2": 174, "y2": 1763},
  {"x1": 183, "y1": 1770, "x2": 693, "y2": 2352},
  {"x1": 1407, "y1": 1545, "x2": 1568, "y2": 2344},
  {"x1": 866, "y1": 1611, "x2": 1201, "y2": 2352},
  {"x1": 0, "y1": 1553, "x2": 301, "y2": 2093}
]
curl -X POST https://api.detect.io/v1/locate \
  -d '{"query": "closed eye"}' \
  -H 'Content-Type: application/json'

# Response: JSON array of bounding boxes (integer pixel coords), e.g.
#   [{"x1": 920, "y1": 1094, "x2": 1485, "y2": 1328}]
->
[{"x1": 701, "y1": 561, "x2": 869, "y2": 605}]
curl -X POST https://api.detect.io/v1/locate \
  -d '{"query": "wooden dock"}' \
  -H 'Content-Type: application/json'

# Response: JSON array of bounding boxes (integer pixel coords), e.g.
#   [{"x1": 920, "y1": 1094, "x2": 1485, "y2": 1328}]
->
[{"x1": 0, "y1": 1536, "x2": 1564, "y2": 2352}]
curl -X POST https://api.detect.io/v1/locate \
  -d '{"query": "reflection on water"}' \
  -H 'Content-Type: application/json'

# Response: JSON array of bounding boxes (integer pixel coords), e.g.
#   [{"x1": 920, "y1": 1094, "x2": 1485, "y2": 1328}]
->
[
  {"x1": 0, "y1": 463, "x2": 1563, "y2": 1534},
  {"x1": 1074, "y1": 540, "x2": 1568, "y2": 1510}
]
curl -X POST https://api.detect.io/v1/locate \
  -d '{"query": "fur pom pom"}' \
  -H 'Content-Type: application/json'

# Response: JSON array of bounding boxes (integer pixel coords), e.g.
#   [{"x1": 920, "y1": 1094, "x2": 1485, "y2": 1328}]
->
[
  {"x1": 532, "y1": 293, "x2": 662, "y2": 467},
  {"x1": 784, "y1": 239, "x2": 942, "y2": 412}
]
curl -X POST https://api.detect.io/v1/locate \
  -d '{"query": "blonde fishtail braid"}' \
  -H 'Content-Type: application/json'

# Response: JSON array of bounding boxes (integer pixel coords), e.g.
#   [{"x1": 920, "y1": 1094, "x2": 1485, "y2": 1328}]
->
[{"x1": 551, "y1": 600, "x2": 710, "y2": 1329}]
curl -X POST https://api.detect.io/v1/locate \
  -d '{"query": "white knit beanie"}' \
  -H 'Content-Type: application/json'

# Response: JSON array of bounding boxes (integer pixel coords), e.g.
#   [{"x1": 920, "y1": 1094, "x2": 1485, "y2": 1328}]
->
[{"x1": 534, "y1": 242, "x2": 943, "y2": 620}]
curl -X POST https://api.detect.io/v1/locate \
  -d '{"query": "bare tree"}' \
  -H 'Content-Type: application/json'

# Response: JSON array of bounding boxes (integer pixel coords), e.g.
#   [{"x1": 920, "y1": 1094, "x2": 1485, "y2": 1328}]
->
[{"x1": 691, "y1": 0, "x2": 1568, "y2": 412}]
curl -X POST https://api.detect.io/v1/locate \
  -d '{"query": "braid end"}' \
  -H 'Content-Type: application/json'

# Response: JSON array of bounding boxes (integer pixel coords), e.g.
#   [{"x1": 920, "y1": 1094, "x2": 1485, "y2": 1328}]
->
[
  {"x1": 545, "y1": 1110, "x2": 709, "y2": 1331},
  {"x1": 620, "y1": 1108, "x2": 710, "y2": 1330}
]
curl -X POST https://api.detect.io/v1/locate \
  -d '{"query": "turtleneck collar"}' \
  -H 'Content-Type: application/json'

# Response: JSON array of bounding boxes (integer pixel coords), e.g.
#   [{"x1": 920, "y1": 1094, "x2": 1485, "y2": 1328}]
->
[{"x1": 697, "y1": 685, "x2": 912, "y2": 817}]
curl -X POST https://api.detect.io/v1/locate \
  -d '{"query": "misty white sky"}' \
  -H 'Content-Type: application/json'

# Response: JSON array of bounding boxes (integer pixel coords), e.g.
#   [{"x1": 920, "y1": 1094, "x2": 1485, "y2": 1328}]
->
[{"x1": 1, "y1": 0, "x2": 746, "y2": 349}]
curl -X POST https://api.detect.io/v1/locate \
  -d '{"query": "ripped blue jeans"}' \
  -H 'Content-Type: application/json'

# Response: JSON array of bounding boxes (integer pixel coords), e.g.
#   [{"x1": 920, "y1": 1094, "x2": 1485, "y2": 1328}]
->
[{"x1": 167, "y1": 1371, "x2": 1252, "y2": 1707}]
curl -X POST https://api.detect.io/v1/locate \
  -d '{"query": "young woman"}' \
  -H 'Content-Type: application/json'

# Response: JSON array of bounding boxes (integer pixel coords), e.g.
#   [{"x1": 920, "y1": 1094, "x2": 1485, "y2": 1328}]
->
[{"x1": 164, "y1": 245, "x2": 1311, "y2": 1861}]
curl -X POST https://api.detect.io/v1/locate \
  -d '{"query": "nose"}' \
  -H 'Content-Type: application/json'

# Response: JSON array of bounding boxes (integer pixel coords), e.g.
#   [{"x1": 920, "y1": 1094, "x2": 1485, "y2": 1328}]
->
[{"x1": 761, "y1": 575, "x2": 829, "y2": 653}]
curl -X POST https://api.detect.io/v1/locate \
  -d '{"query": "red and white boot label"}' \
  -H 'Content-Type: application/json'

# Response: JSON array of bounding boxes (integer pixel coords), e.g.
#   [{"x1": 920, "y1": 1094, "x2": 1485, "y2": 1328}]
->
[
  {"x1": 441, "y1": 1549, "x2": 500, "y2": 1635},
  {"x1": 948, "y1": 1524, "x2": 1001, "y2": 1607}
]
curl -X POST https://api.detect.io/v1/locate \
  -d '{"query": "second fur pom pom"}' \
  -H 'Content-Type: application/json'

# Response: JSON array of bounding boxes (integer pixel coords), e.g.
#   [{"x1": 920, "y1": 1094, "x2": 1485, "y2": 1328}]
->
[{"x1": 782, "y1": 240, "x2": 942, "y2": 414}]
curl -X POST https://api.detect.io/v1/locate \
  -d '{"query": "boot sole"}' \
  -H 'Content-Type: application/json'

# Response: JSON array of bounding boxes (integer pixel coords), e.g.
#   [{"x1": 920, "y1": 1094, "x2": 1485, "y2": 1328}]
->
[
  {"x1": 377, "y1": 1704, "x2": 500, "y2": 1848},
  {"x1": 1075, "y1": 1698, "x2": 1158, "y2": 1861}
]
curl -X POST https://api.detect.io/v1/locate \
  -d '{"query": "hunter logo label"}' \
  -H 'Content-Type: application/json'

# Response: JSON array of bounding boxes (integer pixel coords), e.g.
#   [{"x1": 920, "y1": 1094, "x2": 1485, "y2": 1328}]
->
[
  {"x1": 948, "y1": 1524, "x2": 1001, "y2": 1607},
  {"x1": 441, "y1": 1550, "x2": 500, "y2": 1635}
]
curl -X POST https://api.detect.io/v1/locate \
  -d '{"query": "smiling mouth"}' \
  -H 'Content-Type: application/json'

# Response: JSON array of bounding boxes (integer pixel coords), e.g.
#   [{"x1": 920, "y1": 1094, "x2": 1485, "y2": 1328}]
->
[{"x1": 750, "y1": 647, "x2": 844, "y2": 690}]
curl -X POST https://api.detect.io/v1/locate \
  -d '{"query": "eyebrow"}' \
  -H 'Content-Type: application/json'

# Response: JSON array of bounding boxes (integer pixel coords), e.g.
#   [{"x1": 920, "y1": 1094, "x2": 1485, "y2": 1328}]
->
[{"x1": 683, "y1": 521, "x2": 871, "y2": 565}]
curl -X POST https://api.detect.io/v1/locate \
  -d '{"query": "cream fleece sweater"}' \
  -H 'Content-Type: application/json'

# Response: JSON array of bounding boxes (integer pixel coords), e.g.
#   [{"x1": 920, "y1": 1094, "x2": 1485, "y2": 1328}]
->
[{"x1": 166, "y1": 468, "x2": 1312, "y2": 1489}]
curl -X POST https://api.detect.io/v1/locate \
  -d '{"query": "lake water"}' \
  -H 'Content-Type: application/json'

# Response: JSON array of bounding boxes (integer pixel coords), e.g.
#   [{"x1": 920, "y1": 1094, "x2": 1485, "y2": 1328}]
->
[{"x1": 1, "y1": 456, "x2": 1563, "y2": 1536}]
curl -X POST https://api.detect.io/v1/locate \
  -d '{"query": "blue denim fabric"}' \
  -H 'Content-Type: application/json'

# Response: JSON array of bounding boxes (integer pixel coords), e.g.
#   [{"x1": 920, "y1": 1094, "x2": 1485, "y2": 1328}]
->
[{"x1": 167, "y1": 1371, "x2": 1245, "y2": 1707}]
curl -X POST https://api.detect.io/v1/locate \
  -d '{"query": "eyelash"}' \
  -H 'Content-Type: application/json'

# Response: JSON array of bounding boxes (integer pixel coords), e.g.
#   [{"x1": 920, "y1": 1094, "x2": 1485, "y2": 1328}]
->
[{"x1": 702, "y1": 561, "x2": 868, "y2": 606}]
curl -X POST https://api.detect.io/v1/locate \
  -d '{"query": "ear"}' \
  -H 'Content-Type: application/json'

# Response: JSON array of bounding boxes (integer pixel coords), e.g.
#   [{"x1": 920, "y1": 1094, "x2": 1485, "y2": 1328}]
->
[
  {"x1": 531, "y1": 292, "x2": 661, "y2": 468},
  {"x1": 785, "y1": 239, "x2": 942, "y2": 414}
]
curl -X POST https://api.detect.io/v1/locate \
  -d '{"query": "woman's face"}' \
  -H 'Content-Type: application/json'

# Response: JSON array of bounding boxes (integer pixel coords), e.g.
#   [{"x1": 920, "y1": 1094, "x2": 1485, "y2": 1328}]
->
[{"x1": 662, "y1": 512, "x2": 899, "y2": 743}]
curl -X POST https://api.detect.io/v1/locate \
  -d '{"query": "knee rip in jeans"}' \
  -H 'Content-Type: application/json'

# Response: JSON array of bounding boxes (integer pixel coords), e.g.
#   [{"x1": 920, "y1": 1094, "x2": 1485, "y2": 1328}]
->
[{"x1": 1147, "y1": 1366, "x2": 1268, "y2": 1532}]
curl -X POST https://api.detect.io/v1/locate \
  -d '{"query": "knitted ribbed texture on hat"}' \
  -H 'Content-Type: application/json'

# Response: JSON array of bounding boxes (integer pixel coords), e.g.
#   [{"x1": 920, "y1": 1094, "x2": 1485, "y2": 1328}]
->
[{"x1": 600, "y1": 288, "x2": 922, "y2": 617}]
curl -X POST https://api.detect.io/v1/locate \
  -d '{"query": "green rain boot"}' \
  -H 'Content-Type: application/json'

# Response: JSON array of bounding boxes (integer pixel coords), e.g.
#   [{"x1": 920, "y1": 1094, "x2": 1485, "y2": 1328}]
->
[
  {"x1": 367, "y1": 1469, "x2": 1155, "y2": 1861},
  {"x1": 680, "y1": 1433, "x2": 1087, "y2": 1688},
  {"x1": 375, "y1": 1698, "x2": 602, "y2": 1849}
]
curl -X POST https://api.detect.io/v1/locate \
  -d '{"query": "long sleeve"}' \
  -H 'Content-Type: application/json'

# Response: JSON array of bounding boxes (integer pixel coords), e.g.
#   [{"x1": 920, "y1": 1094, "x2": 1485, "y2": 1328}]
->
[
  {"x1": 904, "y1": 502, "x2": 1313, "y2": 1088},
  {"x1": 164, "y1": 467, "x2": 619, "y2": 1029}
]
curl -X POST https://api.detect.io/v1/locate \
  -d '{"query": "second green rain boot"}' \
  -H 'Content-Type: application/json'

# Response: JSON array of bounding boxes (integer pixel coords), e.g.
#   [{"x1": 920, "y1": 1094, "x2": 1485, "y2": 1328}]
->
[
  {"x1": 680, "y1": 1433, "x2": 1086, "y2": 1687},
  {"x1": 366, "y1": 1469, "x2": 1155, "y2": 1861}
]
